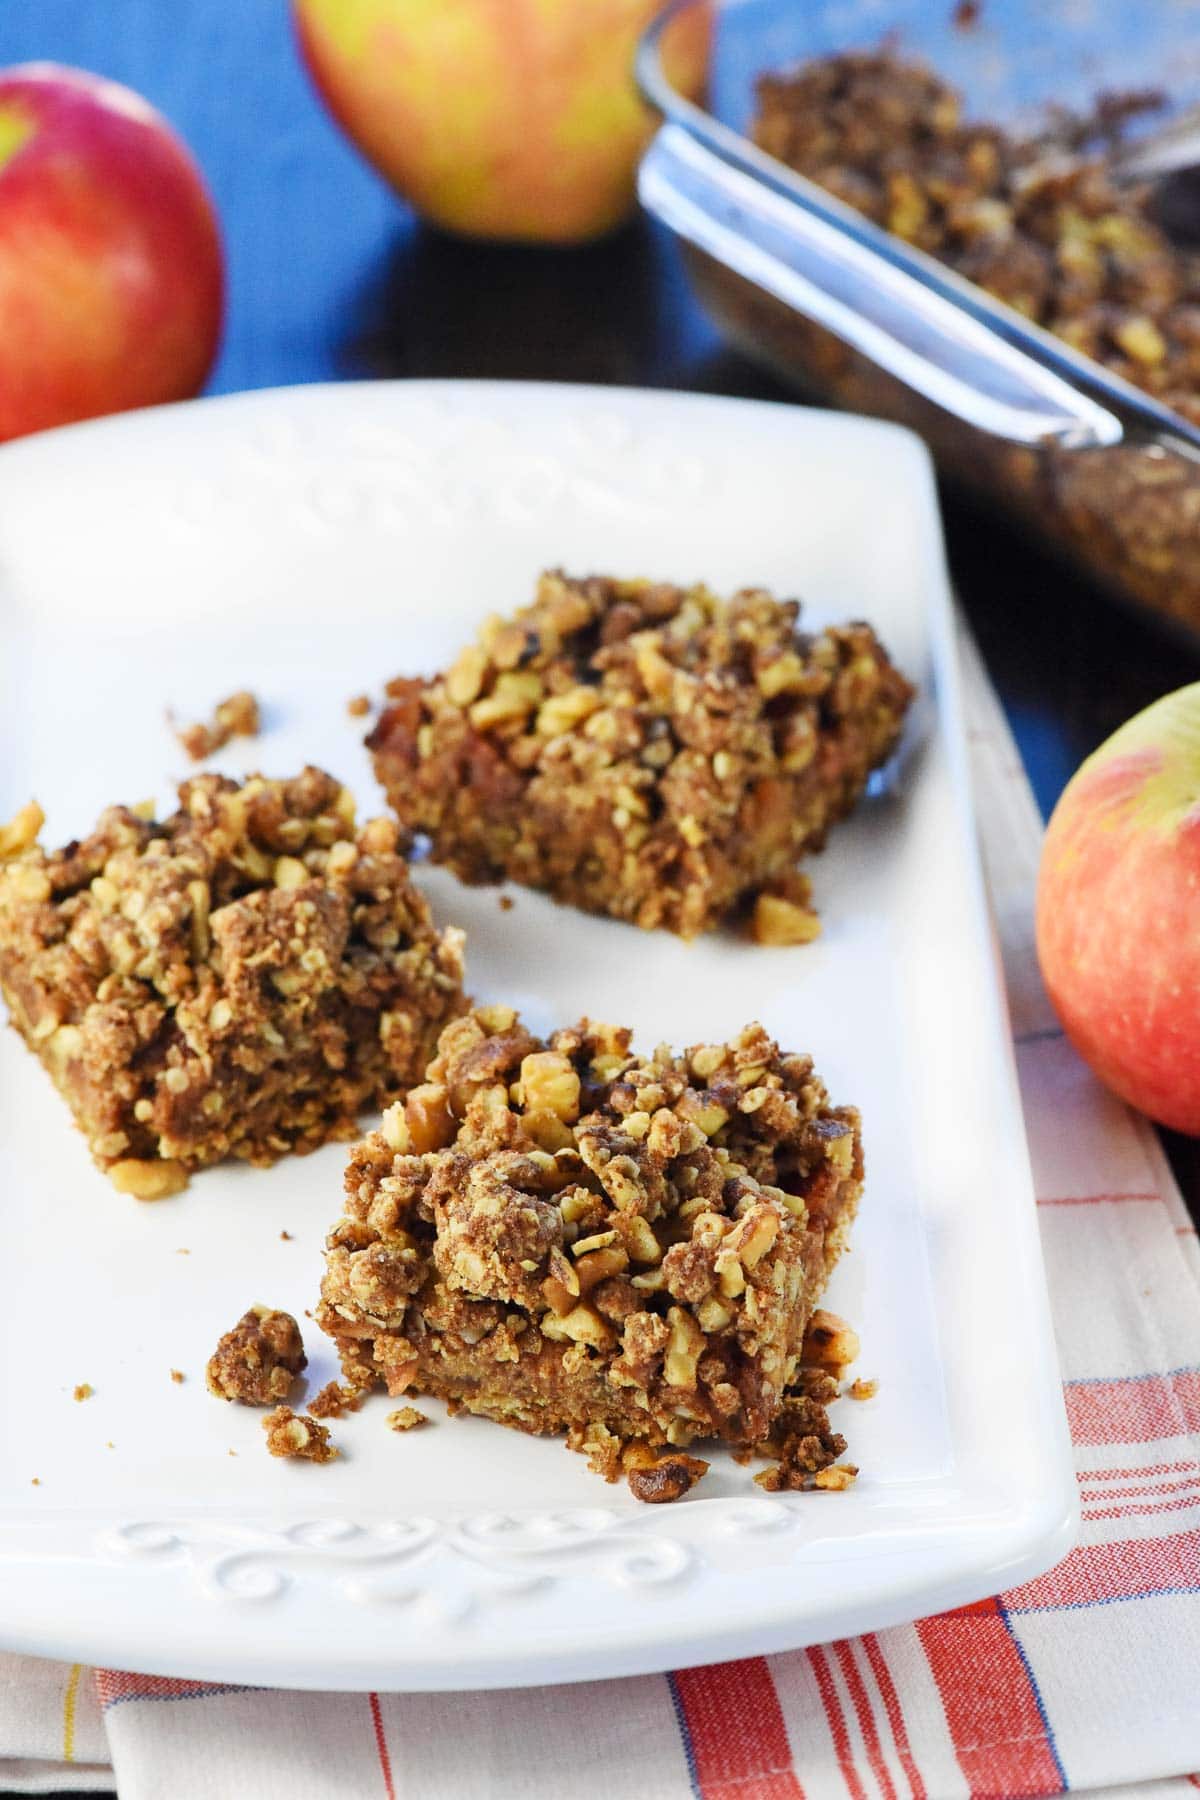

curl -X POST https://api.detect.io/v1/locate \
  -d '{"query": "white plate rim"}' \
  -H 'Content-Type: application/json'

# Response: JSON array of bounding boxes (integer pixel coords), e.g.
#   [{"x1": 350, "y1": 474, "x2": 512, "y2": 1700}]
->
[{"x1": 0, "y1": 379, "x2": 1078, "y2": 1690}]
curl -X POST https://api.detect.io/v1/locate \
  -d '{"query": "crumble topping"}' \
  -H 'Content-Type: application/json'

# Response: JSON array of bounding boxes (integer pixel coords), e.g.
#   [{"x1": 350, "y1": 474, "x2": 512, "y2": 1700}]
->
[
  {"x1": 0, "y1": 768, "x2": 466, "y2": 1186},
  {"x1": 319, "y1": 1005, "x2": 863, "y2": 1499},
  {"x1": 206, "y1": 1306, "x2": 306, "y2": 1406},
  {"x1": 367, "y1": 570, "x2": 912, "y2": 939}
]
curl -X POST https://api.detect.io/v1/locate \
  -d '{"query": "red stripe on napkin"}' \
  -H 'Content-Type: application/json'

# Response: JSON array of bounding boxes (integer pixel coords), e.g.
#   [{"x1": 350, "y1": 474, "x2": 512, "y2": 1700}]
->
[
  {"x1": 673, "y1": 1658, "x2": 804, "y2": 1799},
  {"x1": 916, "y1": 1600, "x2": 1063, "y2": 1796},
  {"x1": 1064, "y1": 1371, "x2": 1200, "y2": 1446},
  {"x1": 1004, "y1": 1527, "x2": 1200, "y2": 1610}
]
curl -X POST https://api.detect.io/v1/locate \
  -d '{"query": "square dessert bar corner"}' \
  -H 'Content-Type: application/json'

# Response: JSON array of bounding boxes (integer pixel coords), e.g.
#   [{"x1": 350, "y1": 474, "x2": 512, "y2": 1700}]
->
[
  {"x1": 0, "y1": 768, "x2": 465, "y2": 1195},
  {"x1": 367, "y1": 571, "x2": 914, "y2": 939},
  {"x1": 318, "y1": 1006, "x2": 862, "y2": 1477}
]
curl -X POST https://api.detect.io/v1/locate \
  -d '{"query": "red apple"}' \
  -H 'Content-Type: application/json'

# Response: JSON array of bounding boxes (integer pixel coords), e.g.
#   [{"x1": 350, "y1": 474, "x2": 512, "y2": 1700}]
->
[
  {"x1": 1036, "y1": 684, "x2": 1200, "y2": 1133},
  {"x1": 292, "y1": 0, "x2": 712, "y2": 245},
  {"x1": 0, "y1": 64, "x2": 223, "y2": 442}
]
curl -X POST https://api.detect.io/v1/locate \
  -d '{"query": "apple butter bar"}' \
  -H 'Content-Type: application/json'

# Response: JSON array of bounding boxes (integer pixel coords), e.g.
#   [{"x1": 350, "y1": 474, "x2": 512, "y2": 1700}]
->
[
  {"x1": 318, "y1": 1005, "x2": 863, "y2": 1482},
  {"x1": 367, "y1": 571, "x2": 913, "y2": 939},
  {"x1": 0, "y1": 768, "x2": 465, "y2": 1195}
]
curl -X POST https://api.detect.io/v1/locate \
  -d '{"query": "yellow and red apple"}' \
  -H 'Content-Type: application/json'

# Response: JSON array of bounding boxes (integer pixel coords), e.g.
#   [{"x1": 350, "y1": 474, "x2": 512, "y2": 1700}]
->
[
  {"x1": 0, "y1": 64, "x2": 223, "y2": 443},
  {"x1": 292, "y1": 0, "x2": 711, "y2": 244},
  {"x1": 1036, "y1": 684, "x2": 1200, "y2": 1134}
]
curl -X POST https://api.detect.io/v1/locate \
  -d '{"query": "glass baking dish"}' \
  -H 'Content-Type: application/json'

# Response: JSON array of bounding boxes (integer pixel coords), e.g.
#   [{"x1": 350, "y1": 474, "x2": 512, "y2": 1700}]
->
[{"x1": 637, "y1": 0, "x2": 1200, "y2": 638}]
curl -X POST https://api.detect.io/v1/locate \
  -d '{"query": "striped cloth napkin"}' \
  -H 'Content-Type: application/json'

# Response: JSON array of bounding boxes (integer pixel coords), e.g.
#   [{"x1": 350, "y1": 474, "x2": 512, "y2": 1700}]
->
[{"x1": 2, "y1": 624, "x2": 1198, "y2": 1800}]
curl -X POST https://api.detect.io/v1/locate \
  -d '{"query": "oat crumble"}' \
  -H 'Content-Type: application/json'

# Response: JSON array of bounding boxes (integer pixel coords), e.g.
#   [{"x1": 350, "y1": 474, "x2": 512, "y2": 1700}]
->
[
  {"x1": 263, "y1": 1406, "x2": 338, "y2": 1463},
  {"x1": 367, "y1": 571, "x2": 912, "y2": 939},
  {"x1": 206, "y1": 1306, "x2": 307, "y2": 1406},
  {"x1": 319, "y1": 1005, "x2": 863, "y2": 1499},
  {"x1": 386, "y1": 1405, "x2": 428, "y2": 1432},
  {"x1": 308, "y1": 1379, "x2": 368, "y2": 1419},
  {"x1": 0, "y1": 768, "x2": 465, "y2": 1189}
]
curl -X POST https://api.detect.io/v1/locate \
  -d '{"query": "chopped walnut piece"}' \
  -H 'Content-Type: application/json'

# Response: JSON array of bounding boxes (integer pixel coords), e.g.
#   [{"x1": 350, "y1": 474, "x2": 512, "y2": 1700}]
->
[
  {"x1": 308, "y1": 1380, "x2": 368, "y2": 1419},
  {"x1": 0, "y1": 800, "x2": 43, "y2": 860},
  {"x1": 386, "y1": 1405, "x2": 429, "y2": 1432},
  {"x1": 174, "y1": 690, "x2": 262, "y2": 762},
  {"x1": 624, "y1": 1443, "x2": 710, "y2": 1504},
  {"x1": 802, "y1": 1310, "x2": 861, "y2": 1372},
  {"x1": 108, "y1": 1159, "x2": 189, "y2": 1201},
  {"x1": 262, "y1": 1406, "x2": 338, "y2": 1464},
  {"x1": 813, "y1": 1462, "x2": 859, "y2": 1491},
  {"x1": 848, "y1": 1377, "x2": 878, "y2": 1401},
  {"x1": 753, "y1": 890, "x2": 822, "y2": 946},
  {"x1": 206, "y1": 1306, "x2": 306, "y2": 1406},
  {"x1": 72, "y1": 1383, "x2": 93, "y2": 1402}
]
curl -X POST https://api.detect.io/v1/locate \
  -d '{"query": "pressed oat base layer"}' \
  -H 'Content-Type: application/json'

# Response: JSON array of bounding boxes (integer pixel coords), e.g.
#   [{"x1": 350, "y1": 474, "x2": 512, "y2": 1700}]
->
[
  {"x1": 318, "y1": 1006, "x2": 863, "y2": 1492},
  {"x1": 0, "y1": 768, "x2": 465, "y2": 1194},
  {"x1": 367, "y1": 571, "x2": 913, "y2": 940}
]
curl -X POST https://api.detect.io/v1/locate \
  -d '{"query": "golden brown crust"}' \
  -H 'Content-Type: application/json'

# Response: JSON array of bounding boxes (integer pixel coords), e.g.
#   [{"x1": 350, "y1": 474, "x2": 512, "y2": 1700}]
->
[
  {"x1": 367, "y1": 571, "x2": 912, "y2": 939},
  {"x1": 206, "y1": 1306, "x2": 306, "y2": 1406},
  {"x1": 319, "y1": 1006, "x2": 864, "y2": 1494},
  {"x1": 0, "y1": 768, "x2": 466, "y2": 1182}
]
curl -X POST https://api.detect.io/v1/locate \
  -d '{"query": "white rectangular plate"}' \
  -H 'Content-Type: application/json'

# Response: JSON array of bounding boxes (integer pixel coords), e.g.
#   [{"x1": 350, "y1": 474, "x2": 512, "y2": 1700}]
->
[{"x1": 0, "y1": 381, "x2": 1075, "y2": 1691}]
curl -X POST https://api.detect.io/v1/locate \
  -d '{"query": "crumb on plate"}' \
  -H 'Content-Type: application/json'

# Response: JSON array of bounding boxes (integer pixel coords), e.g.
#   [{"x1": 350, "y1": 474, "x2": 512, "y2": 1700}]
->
[
  {"x1": 206, "y1": 1306, "x2": 306, "y2": 1405},
  {"x1": 173, "y1": 689, "x2": 261, "y2": 762},
  {"x1": 170, "y1": 1369, "x2": 185, "y2": 1384},
  {"x1": 623, "y1": 1444, "x2": 709, "y2": 1504},
  {"x1": 263, "y1": 1405, "x2": 338, "y2": 1464},
  {"x1": 386, "y1": 1405, "x2": 429, "y2": 1432},
  {"x1": 848, "y1": 1376, "x2": 878, "y2": 1401},
  {"x1": 347, "y1": 694, "x2": 371, "y2": 718},
  {"x1": 73, "y1": 1383, "x2": 93, "y2": 1402}
]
